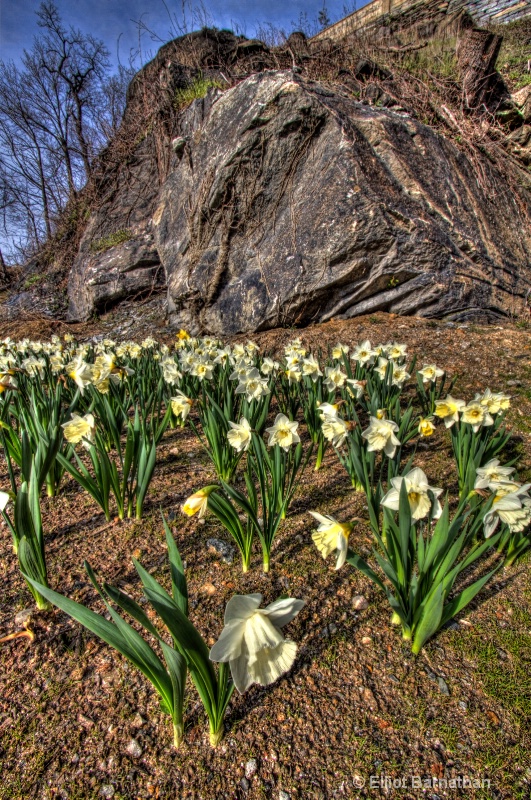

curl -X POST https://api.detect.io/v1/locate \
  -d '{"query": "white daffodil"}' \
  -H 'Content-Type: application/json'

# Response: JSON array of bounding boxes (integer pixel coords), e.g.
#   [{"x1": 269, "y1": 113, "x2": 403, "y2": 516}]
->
[
  {"x1": 475, "y1": 388, "x2": 510, "y2": 415},
  {"x1": 374, "y1": 357, "x2": 389, "y2": 380},
  {"x1": 191, "y1": 357, "x2": 214, "y2": 382},
  {"x1": 317, "y1": 401, "x2": 340, "y2": 419},
  {"x1": 302, "y1": 354, "x2": 322, "y2": 381},
  {"x1": 61, "y1": 413, "x2": 96, "y2": 449},
  {"x1": 332, "y1": 343, "x2": 349, "y2": 359},
  {"x1": 386, "y1": 342, "x2": 408, "y2": 361},
  {"x1": 418, "y1": 418, "x2": 435, "y2": 437},
  {"x1": 235, "y1": 368, "x2": 270, "y2": 402},
  {"x1": 418, "y1": 365, "x2": 444, "y2": 384},
  {"x1": 321, "y1": 415, "x2": 349, "y2": 448},
  {"x1": 475, "y1": 459, "x2": 515, "y2": 490},
  {"x1": 227, "y1": 417, "x2": 252, "y2": 452},
  {"x1": 161, "y1": 357, "x2": 182, "y2": 385},
  {"x1": 66, "y1": 355, "x2": 94, "y2": 394},
  {"x1": 361, "y1": 417, "x2": 401, "y2": 458},
  {"x1": 209, "y1": 593, "x2": 305, "y2": 693},
  {"x1": 483, "y1": 484, "x2": 531, "y2": 538},
  {"x1": 381, "y1": 467, "x2": 443, "y2": 520},
  {"x1": 309, "y1": 511, "x2": 352, "y2": 569},
  {"x1": 285, "y1": 365, "x2": 302, "y2": 384},
  {"x1": 434, "y1": 395, "x2": 466, "y2": 428},
  {"x1": 265, "y1": 414, "x2": 300, "y2": 451},
  {"x1": 391, "y1": 365, "x2": 410, "y2": 388},
  {"x1": 346, "y1": 379, "x2": 365, "y2": 399},
  {"x1": 324, "y1": 366, "x2": 347, "y2": 393},
  {"x1": 461, "y1": 401, "x2": 493, "y2": 433},
  {"x1": 351, "y1": 340, "x2": 374, "y2": 365},
  {"x1": 171, "y1": 391, "x2": 192, "y2": 421},
  {"x1": 261, "y1": 357, "x2": 279, "y2": 376}
]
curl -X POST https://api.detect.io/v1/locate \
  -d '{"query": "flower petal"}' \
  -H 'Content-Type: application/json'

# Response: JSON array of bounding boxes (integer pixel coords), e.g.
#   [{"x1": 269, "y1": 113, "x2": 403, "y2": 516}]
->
[
  {"x1": 262, "y1": 598, "x2": 305, "y2": 628},
  {"x1": 247, "y1": 640, "x2": 298, "y2": 687},
  {"x1": 224, "y1": 594, "x2": 262, "y2": 624},
  {"x1": 209, "y1": 619, "x2": 246, "y2": 663}
]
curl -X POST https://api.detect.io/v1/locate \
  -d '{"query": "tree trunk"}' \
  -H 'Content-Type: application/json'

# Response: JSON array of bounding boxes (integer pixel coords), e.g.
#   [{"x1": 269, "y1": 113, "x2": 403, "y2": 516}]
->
[
  {"x1": 456, "y1": 28, "x2": 503, "y2": 112},
  {"x1": 0, "y1": 248, "x2": 9, "y2": 286}
]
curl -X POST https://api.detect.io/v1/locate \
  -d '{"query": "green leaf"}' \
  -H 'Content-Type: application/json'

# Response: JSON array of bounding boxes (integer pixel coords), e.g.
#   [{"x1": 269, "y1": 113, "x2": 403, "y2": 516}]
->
[{"x1": 411, "y1": 582, "x2": 444, "y2": 654}]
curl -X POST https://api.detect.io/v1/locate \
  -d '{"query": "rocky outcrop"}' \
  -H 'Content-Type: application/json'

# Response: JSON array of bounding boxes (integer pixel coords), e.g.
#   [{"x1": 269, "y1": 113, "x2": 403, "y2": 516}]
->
[{"x1": 68, "y1": 68, "x2": 531, "y2": 331}]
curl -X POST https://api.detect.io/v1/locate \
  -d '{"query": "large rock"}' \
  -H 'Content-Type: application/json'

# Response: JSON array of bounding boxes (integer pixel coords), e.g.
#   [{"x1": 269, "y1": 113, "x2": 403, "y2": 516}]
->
[{"x1": 69, "y1": 69, "x2": 531, "y2": 329}]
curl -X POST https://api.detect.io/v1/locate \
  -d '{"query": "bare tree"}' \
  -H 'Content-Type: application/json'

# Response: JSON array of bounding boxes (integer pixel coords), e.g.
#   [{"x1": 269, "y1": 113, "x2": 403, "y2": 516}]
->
[{"x1": 0, "y1": 1, "x2": 126, "y2": 263}]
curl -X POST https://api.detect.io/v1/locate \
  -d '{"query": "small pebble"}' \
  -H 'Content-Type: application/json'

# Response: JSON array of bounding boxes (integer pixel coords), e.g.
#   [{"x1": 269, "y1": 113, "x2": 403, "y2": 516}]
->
[
  {"x1": 131, "y1": 713, "x2": 145, "y2": 728},
  {"x1": 14, "y1": 608, "x2": 33, "y2": 628},
  {"x1": 279, "y1": 792, "x2": 291, "y2": 800},
  {"x1": 352, "y1": 595, "x2": 368, "y2": 611},
  {"x1": 125, "y1": 739, "x2": 142, "y2": 758},
  {"x1": 361, "y1": 636, "x2": 372, "y2": 645},
  {"x1": 206, "y1": 538, "x2": 235, "y2": 564},
  {"x1": 459, "y1": 701, "x2": 467, "y2": 711},
  {"x1": 240, "y1": 778, "x2": 250, "y2": 792},
  {"x1": 100, "y1": 787, "x2": 115, "y2": 798},
  {"x1": 245, "y1": 758, "x2": 258, "y2": 779},
  {"x1": 437, "y1": 677, "x2": 450, "y2": 695}
]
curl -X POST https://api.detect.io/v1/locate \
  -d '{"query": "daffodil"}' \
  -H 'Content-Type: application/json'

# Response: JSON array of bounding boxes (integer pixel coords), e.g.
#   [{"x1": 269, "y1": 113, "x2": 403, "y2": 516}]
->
[
  {"x1": 181, "y1": 486, "x2": 216, "y2": 518},
  {"x1": 265, "y1": 414, "x2": 300, "y2": 451},
  {"x1": 361, "y1": 417, "x2": 401, "y2": 458},
  {"x1": 461, "y1": 401, "x2": 493, "y2": 433},
  {"x1": 483, "y1": 484, "x2": 531, "y2": 538},
  {"x1": 474, "y1": 459, "x2": 515, "y2": 489},
  {"x1": 351, "y1": 340, "x2": 374, "y2": 364},
  {"x1": 418, "y1": 365, "x2": 444, "y2": 384},
  {"x1": 381, "y1": 467, "x2": 443, "y2": 520},
  {"x1": 391, "y1": 365, "x2": 410, "y2": 388},
  {"x1": 309, "y1": 511, "x2": 352, "y2": 569},
  {"x1": 235, "y1": 368, "x2": 270, "y2": 402},
  {"x1": 302, "y1": 354, "x2": 322, "y2": 381},
  {"x1": 227, "y1": 417, "x2": 252, "y2": 452},
  {"x1": 161, "y1": 357, "x2": 182, "y2": 385},
  {"x1": 61, "y1": 413, "x2": 96, "y2": 449},
  {"x1": 434, "y1": 395, "x2": 465, "y2": 428},
  {"x1": 66, "y1": 355, "x2": 94, "y2": 394},
  {"x1": 323, "y1": 366, "x2": 347, "y2": 392},
  {"x1": 209, "y1": 593, "x2": 305, "y2": 693},
  {"x1": 386, "y1": 342, "x2": 408, "y2": 361},
  {"x1": 418, "y1": 418, "x2": 435, "y2": 437},
  {"x1": 171, "y1": 391, "x2": 192, "y2": 421},
  {"x1": 332, "y1": 343, "x2": 349, "y2": 359},
  {"x1": 475, "y1": 388, "x2": 510, "y2": 414},
  {"x1": 321, "y1": 415, "x2": 348, "y2": 447}
]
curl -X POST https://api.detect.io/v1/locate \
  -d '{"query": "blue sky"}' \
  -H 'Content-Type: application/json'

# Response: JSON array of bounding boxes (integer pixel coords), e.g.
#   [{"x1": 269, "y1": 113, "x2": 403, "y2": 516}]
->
[{"x1": 1, "y1": 0, "x2": 363, "y2": 70}]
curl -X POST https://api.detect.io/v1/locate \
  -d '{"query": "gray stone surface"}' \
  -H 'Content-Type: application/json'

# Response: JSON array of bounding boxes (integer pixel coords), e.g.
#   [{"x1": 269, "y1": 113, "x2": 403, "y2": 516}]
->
[{"x1": 68, "y1": 69, "x2": 531, "y2": 329}]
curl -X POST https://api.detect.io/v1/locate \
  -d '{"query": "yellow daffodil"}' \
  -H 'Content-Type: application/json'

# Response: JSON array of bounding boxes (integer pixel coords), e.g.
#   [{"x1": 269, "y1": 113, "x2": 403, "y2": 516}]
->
[
  {"x1": 181, "y1": 486, "x2": 216, "y2": 518},
  {"x1": 61, "y1": 413, "x2": 96, "y2": 449},
  {"x1": 434, "y1": 395, "x2": 465, "y2": 428},
  {"x1": 418, "y1": 418, "x2": 435, "y2": 437},
  {"x1": 309, "y1": 511, "x2": 353, "y2": 569}
]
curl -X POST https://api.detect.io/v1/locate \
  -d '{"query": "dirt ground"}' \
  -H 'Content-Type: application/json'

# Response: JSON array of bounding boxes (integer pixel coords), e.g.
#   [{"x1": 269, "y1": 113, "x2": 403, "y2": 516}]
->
[{"x1": 1, "y1": 305, "x2": 531, "y2": 800}]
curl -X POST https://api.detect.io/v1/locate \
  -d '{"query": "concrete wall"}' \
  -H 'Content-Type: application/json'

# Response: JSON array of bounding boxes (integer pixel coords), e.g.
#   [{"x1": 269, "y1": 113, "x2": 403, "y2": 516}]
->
[{"x1": 311, "y1": 0, "x2": 531, "y2": 41}]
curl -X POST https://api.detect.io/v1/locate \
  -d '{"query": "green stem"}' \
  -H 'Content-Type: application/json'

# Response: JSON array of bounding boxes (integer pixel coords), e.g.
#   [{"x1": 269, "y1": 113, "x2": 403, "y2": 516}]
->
[
  {"x1": 173, "y1": 722, "x2": 184, "y2": 748},
  {"x1": 209, "y1": 725, "x2": 224, "y2": 748}
]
